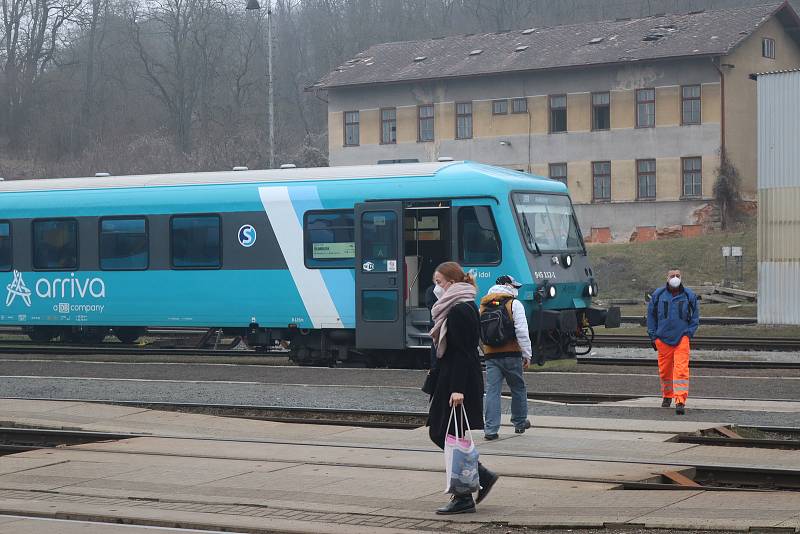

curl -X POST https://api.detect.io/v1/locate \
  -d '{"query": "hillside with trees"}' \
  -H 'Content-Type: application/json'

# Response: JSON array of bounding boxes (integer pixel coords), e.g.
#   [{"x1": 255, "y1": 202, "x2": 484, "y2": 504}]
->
[{"x1": 1, "y1": 0, "x2": 796, "y2": 179}]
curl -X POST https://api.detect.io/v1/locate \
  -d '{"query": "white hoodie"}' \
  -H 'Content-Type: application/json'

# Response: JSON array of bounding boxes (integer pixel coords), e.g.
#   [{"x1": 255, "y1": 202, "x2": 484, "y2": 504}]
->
[{"x1": 485, "y1": 284, "x2": 533, "y2": 362}]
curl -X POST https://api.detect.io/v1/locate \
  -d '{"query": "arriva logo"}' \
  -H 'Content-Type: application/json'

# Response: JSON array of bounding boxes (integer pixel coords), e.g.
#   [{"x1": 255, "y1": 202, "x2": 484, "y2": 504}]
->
[
  {"x1": 6, "y1": 270, "x2": 32, "y2": 307},
  {"x1": 5, "y1": 271, "x2": 106, "y2": 308},
  {"x1": 35, "y1": 273, "x2": 106, "y2": 299}
]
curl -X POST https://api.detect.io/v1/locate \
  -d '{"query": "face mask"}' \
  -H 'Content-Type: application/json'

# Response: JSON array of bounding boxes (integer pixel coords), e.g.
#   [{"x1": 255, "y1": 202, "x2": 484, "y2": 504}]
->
[
  {"x1": 433, "y1": 284, "x2": 445, "y2": 299},
  {"x1": 668, "y1": 276, "x2": 681, "y2": 288}
]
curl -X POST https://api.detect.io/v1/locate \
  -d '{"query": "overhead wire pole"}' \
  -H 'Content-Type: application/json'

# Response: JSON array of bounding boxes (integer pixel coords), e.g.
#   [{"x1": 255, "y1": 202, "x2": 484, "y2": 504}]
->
[{"x1": 246, "y1": 0, "x2": 275, "y2": 169}]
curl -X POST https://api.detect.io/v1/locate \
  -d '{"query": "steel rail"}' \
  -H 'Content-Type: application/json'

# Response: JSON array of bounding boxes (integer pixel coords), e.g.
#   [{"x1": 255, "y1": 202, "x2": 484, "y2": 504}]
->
[
  {"x1": 577, "y1": 356, "x2": 800, "y2": 369},
  {"x1": 621, "y1": 316, "x2": 757, "y2": 326},
  {"x1": 592, "y1": 334, "x2": 800, "y2": 351},
  {"x1": 0, "y1": 344, "x2": 260, "y2": 358}
]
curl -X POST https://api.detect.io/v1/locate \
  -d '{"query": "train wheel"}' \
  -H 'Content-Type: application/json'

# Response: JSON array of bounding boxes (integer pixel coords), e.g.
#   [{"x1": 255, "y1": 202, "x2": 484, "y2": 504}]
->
[
  {"x1": 61, "y1": 329, "x2": 84, "y2": 344},
  {"x1": 82, "y1": 328, "x2": 109, "y2": 344},
  {"x1": 27, "y1": 327, "x2": 57, "y2": 343},
  {"x1": 574, "y1": 326, "x2": 594, "y2": 356},
  {"x1": 115, "y1": 327, "x2": 144, "y2": 344}
]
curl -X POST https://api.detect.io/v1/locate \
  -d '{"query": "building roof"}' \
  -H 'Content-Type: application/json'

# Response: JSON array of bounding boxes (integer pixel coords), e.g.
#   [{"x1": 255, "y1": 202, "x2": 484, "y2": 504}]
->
[
  {"x1": 751, "y1": 66, "x2": 800, "y2": 77},
  {"x1": 312, "y1": 2, "x2": 800, "y2": 90}
]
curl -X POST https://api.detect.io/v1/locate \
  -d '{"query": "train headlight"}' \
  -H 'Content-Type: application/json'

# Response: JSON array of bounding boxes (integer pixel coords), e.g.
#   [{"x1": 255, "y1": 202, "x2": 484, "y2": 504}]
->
[
  {"x1": 586, "y1": 279, "x2": 598, "y2": 298},
  {"x1": 548, "y1": 285, "x2": 557, "y2": 299},
  {"x1": 562, "y1": 254, "x2": 573, "y2": 268}
]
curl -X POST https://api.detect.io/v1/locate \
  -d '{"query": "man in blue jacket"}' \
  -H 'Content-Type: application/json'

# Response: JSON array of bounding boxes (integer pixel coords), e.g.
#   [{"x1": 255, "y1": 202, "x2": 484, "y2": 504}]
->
[{"x1": 646, "y1": 268, "x2": 700, "y2": 415}]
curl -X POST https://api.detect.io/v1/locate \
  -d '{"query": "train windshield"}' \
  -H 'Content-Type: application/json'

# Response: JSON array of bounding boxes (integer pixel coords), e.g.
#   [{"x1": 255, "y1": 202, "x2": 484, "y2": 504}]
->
[{"x1": 512, "y1": 193, "x2": 584, "y2": 253}]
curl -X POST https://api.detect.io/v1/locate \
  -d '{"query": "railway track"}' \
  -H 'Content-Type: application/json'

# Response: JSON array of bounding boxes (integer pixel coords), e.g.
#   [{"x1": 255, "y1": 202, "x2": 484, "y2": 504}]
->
[
  {"x1": 2, "y1": 418, "x2": 799, "y2": 491},
  {"x1": 0, "y1": 342, "x2": 264, "y2": 358},
  {"x1": 592, "y1": 334, "x2": 800, "y2": 351},
  {"x1": 577, "y1": 356, "x2": 800, "y2": 369}
]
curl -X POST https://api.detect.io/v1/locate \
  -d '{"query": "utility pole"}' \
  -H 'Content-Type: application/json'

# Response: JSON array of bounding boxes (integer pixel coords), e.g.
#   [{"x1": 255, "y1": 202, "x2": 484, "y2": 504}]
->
[
  {"x1": 267, "y1": 2, "x2": 274, "y2": 169},
  {"x1": 246, "y1": 0, "x2": 275, "y2": 168}
]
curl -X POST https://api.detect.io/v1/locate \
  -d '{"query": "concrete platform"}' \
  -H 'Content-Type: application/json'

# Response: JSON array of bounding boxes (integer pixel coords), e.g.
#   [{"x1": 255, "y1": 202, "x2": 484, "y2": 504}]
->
[{"x1": 0, "y1": 399, "x2": 799, "y2": 533}]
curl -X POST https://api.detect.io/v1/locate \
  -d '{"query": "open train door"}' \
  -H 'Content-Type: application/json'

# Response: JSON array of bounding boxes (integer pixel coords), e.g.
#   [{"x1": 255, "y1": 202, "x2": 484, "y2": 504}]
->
[{"x1": 354, "y1": 201, "x2": 406, "y2": 349}]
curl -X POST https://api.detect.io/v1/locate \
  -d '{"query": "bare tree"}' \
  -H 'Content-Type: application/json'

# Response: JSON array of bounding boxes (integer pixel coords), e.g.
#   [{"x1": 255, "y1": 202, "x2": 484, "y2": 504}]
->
[
  {"x1": 1, "y1": 0, "x2": 82, "y2": 147},
  {"x1": 126, "y1": 0, "x2": 220, "y2": 153}
]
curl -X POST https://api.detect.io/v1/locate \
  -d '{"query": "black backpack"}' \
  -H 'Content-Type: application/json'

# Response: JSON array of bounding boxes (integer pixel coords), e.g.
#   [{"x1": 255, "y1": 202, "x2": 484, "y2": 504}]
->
[{"x1": 480, "y1": 297, "x2": 517, "y2": 347}]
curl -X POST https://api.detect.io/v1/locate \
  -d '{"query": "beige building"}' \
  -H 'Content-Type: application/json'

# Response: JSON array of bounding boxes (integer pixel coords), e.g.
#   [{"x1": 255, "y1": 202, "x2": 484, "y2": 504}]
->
[{"x1": 311, "y1": 2, "x2": 800, "y2": 242}]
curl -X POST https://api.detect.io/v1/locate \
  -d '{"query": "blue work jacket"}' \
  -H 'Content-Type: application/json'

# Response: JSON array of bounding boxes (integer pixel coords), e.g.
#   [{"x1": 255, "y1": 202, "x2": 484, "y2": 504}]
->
[{"x1": 646, "y1": 285, "x2": 700, "y2": 346}]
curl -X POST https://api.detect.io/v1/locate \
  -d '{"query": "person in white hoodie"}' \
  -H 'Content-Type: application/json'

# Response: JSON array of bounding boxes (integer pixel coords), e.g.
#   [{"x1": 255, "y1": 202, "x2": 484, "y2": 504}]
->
[{"x1": 479, "y1": 275, "x2": 533, "y2": 440}]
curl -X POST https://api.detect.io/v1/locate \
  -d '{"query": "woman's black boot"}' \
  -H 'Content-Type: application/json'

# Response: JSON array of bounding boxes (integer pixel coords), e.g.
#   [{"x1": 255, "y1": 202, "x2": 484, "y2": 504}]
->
[
  {"x1": 436, "y1": 493, "x2": 476, "y2": 515},
  {"x1": 476, "y1": 462, "x2": 499, "y2": 504}
]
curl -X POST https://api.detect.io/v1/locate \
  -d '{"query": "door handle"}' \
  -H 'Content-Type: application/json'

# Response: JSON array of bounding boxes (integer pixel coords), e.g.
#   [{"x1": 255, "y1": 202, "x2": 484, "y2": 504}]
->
[{"x1": 388, "y1": 277, "x2": 397, "y2": 286}]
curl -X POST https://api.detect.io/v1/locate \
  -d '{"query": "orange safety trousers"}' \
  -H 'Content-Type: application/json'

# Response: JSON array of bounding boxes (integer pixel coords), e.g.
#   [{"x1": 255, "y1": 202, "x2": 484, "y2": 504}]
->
[{"x1": 656, "y1": 336, "x2": 690, "y2": 404}]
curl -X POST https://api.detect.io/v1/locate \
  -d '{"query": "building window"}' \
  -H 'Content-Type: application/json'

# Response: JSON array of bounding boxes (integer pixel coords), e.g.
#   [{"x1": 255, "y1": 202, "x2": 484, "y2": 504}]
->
[
  {"x1": 681, "y1": 85, "x2": 701, "y2": 125},
  {"x1": 33, "y1": 219, "x2": 78, "y2": 270},
  {"x1": 458, "y1": 206, "x2": 501, "y2": 265},
  {"x1": 171, "y1": 215, "x2": 221, "y2": 269},
  {"x1": 762, "y1": 37, "x2": 775, "y2": 59},
  {"x1": 636, "y1": 159, "x2": 657, "y2": 200},
  {"x1": 549, "y1": 163, "x2": 568, "y2": 185},
  {"x1": 512, "y1": 98, "x2": 528, "y2": 113},
  {"x1": 0, "y1": 222, "x2": 11, "y2": 271},
  {"x1": 592, "y1": 92, "x2": 610, "y2": 131},
  {"x1": 99, "y1": 217, "x2": 148, "y2": 270},
  {"x1": 304, "y1": 210, "x2": 355, "y2": 268},
  {"x1": 636, "y1": 88, "x2": 655, "y2": 128},
  {"x1": 344, "y1": 111, "x2": 359, "y2": 146},
  {"x1": 418, "y1": 104, "x2": 434, "y2": 142},
  {"x1": 492, "y1": 100, "x2": 508, "y2": 115},
  {"x1": 380, "y1": 108, "x2": 397, "y2": 144},
  {"x1": 592, "y1": 161, "x2": 611, "y2": 202},
  {"x1": 682, "y1": 157, "x2": 702, "y2": 198},
  {"x1": 549, "y1": 95, "x2": 567, "y2": 133},
  {"x1": 456, "y1": 102, "x2": 473, "y2": 139}
]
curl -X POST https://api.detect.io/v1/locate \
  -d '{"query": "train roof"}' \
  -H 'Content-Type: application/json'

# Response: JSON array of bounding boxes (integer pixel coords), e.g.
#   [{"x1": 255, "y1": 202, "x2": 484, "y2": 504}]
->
[
  {"x1": 0, "y1": 161, "x2": 462, "y2": 193},
  {"x1": 0, "y1": 161, "x2": 565, "y2": 194}
]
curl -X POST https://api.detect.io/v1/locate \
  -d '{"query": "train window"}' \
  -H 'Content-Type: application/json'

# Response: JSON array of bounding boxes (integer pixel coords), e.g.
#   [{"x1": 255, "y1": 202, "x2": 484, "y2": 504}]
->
[
  {"x1": 100, "y1": 218, "x2": 148, "y2": 270},
  {"x1": 361, "y1": 290, "x2": 398, "y2": 322},
  {"x1": 171, "y1": 215, "x2": 221, "y2": 269},
  {"x1": 304, "y1": 210, "x2": 355, "y2": 268},
  {"x1": 33, "y1": 219, "x2": 78, "y2": 270},
  {"x1": 513, "y1": 193, "x2": 583, "y2": 253},
  {"x1": 0, "y1": 222, "x2": 10, "y2": 271},
  {"x1": 360, "y1": 211, "x2": 398, "y2": 272},
  {"x1": 458, "y1": 206, "x2": 501, "y2": 265}
]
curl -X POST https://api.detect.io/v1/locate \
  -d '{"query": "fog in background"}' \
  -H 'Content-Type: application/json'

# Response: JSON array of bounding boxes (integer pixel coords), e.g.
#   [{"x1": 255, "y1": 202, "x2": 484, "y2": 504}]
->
[{"x1": 1, "y1": 0, "x2": 795, "y2": 179}]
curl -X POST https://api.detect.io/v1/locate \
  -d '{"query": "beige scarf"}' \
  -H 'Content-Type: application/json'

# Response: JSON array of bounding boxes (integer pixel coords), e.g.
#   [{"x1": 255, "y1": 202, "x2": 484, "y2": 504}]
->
[{"x1": 429, "y1": 282, "x2": 477, "y2": 358}]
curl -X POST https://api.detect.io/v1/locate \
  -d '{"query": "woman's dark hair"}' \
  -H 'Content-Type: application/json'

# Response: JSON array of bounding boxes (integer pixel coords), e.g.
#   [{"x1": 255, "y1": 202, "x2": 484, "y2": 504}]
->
[{"x1": 435, "y1": 261, "x2": 476, "y2": 287}]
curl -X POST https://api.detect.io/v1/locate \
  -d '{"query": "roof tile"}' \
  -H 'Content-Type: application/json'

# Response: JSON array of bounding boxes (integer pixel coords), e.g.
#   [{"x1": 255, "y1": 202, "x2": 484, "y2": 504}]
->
[{"x1": 313, "y1": 2, "x2": 791, "y2": 89}]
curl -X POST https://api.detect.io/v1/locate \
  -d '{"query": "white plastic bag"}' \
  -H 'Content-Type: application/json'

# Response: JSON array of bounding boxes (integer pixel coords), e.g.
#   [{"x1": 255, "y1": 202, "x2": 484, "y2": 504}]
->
[{"x1": 443, "y1": 404, "x2": 480, "y2": 494}]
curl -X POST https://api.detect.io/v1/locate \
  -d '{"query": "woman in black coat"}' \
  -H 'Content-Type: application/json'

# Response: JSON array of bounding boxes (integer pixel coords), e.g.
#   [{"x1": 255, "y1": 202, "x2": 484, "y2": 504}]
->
[{"x1": 427, "y1": 262, "x2": 499, "y2": 515}]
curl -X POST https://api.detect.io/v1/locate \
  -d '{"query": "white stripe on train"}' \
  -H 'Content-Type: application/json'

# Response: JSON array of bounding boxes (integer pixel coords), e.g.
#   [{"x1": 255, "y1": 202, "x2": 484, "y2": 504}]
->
[{"x1": 258, "y1": 186, "x2": 339, "y2": 329}]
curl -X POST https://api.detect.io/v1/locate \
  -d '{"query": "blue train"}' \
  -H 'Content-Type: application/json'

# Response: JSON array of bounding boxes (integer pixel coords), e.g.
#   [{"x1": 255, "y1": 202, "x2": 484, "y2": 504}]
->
[{"x1": 0, "y1": 161, "x2": 619, "y2": 365}]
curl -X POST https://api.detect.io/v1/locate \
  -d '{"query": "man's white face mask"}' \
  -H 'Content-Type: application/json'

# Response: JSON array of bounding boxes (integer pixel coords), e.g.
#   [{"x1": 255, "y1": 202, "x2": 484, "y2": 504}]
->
[{"x1": 668, "y1": 276, "x2": 681, "y2": 289}]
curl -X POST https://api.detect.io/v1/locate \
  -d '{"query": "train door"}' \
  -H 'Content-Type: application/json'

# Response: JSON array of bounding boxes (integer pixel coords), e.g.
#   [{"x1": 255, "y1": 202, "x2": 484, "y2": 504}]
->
[
  {"x1": 354, "y1": 202, "x2": 406, "y2": 349},
  {"x1": 403, "y1": 202, "x2": 451, "y2": 350}
]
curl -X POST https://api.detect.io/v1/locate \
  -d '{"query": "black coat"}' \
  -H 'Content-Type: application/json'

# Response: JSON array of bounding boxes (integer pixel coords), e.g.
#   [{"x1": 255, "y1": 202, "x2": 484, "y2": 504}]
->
[{"x1": 427, "y1": 301, "x2": 485, "y2": 449}]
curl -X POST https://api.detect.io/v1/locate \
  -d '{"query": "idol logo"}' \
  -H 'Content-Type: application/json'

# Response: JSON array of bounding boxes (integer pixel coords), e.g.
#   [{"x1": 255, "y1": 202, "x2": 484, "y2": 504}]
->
[{"x1": 6, "y1": 270, "x2": 32, "y2": 307}]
